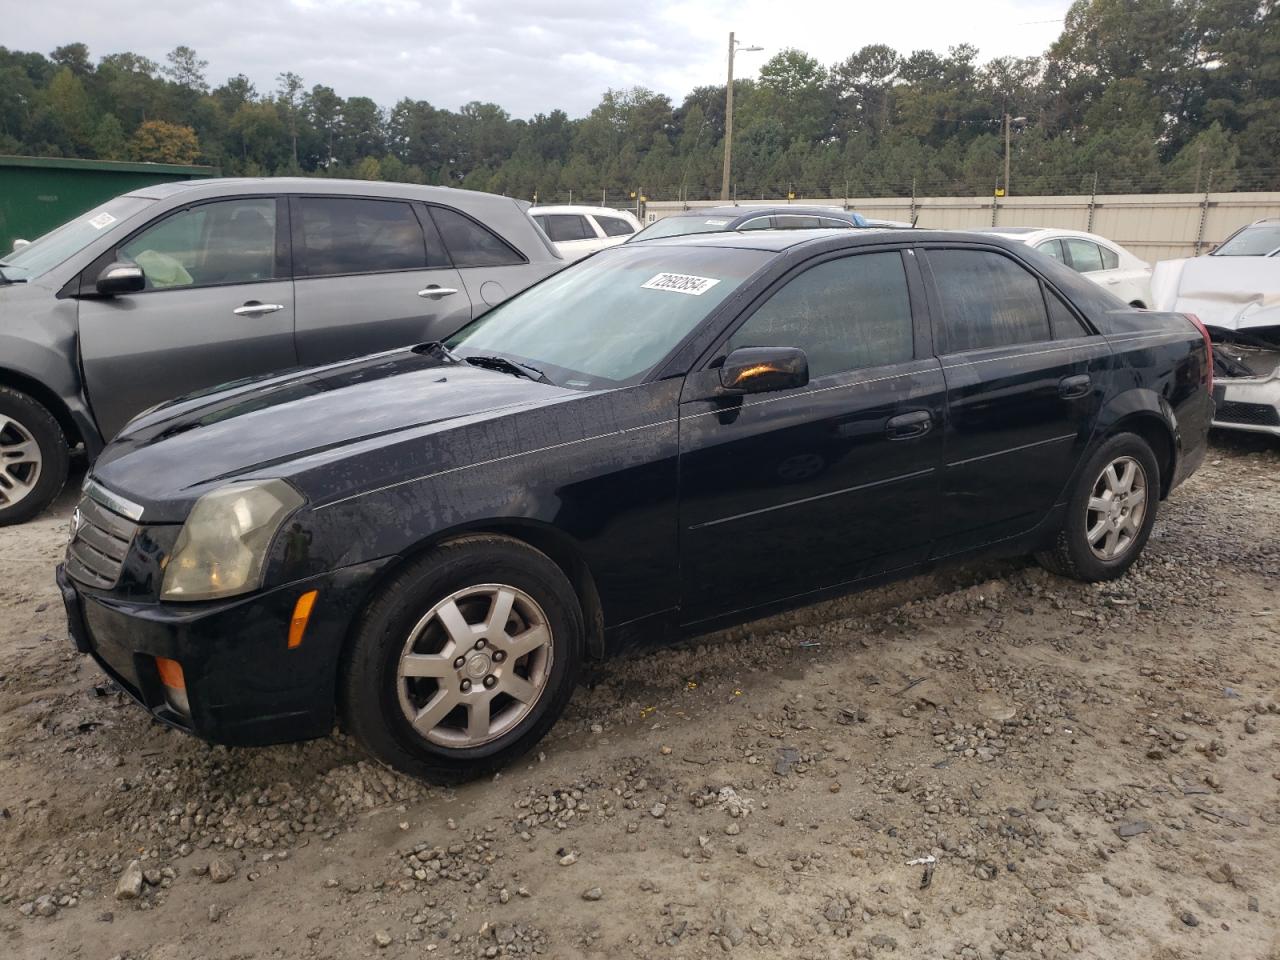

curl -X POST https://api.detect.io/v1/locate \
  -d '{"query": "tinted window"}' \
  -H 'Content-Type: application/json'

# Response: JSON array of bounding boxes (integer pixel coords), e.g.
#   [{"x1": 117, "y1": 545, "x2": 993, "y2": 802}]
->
[
  {"x1": 120, "y1": 198, "x2": 277, "y2": 289},
  {"x1": 1098, "y1": 244, "x2": 1119, "y2": 270},
  {"x1": 774, "y1": 215, "x2": 822, "y2": 230},
  {"x1": 728, "y1": 252, "x2": 914, "y2": 378},
  {"x1": 929, "y1": 249, "x2": 1051, "y2": 352},
  {"x1": 1064, "y1": 238, "x2": 1105, "y2": 273},
  {"x1": 540, "y1": 214, "x2": 595, "y2": 242},
  {"x1": 1047, "y1": 288, "x2": 1090, "y2": 339},
  {"x1": 429, "y1": 206, "x2": 524, "y2": 267},
  {"x1": 295, "y1": 197, "x2": 433, "y2": 277},
  {"x1": 1036, "y1": 239, "x2": 1066, "y2": 263},
  {"x1": 595, "y1": 215, "x2": 636, "y2": 237}
]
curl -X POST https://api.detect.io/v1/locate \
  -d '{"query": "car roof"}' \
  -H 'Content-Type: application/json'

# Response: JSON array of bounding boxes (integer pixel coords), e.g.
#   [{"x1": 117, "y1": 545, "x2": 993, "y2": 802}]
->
[
  {"x1": 665, "y1": 204, "x2": 854, "y2": 220},
  {"x1": 122, "y1": 177, "x2": 518, "y2": 208},
  {"x1": 530, "y1": 204, "x2": 633, "y2": 217},
  {"x1": 636, "y1": 226, "x2": 1019, "y2": 252}
]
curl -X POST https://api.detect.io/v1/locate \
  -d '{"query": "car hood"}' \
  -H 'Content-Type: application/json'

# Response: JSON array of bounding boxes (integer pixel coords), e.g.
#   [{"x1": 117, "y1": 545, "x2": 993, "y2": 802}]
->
[
  {"x1": 1151, "y1": 256, "x2": 1280, "y2": 334},
  {"x1": 91, "y1": 348, "x2": 575, "y2": 519}
]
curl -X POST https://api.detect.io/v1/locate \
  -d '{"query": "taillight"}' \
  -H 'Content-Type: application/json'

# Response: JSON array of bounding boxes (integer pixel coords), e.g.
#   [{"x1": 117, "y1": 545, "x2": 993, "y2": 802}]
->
[{"x1": 1185, "y1": 313, "x2": 1213, "y2": 394}]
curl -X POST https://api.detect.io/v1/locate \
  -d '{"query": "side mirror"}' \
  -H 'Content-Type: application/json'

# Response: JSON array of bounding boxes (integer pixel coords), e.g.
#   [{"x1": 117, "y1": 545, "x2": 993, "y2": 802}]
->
[
  {"x1": 718, "y1": 346, "x2": 809, "y2": 395},
  {"x1": 95, "y1": 262, "x2": 145, "y2": 296}
]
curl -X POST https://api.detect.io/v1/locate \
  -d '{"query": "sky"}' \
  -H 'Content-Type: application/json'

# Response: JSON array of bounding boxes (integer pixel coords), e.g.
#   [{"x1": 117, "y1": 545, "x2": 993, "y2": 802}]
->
[{"x1": 10, "y1": 0, "x2": 1074, "y2": 118}]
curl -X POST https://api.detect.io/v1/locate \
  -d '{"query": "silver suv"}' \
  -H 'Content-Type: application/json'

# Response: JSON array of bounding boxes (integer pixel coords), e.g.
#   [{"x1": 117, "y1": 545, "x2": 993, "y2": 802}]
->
[{"x1": 0, "y1": 178, "x2": 563, "y2": 524}]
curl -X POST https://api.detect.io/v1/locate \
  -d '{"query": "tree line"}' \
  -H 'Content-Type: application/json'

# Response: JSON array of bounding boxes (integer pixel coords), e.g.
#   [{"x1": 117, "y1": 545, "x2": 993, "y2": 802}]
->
[{"x1": 2, "y1": 0, "x2": 1276, "y2": 202}]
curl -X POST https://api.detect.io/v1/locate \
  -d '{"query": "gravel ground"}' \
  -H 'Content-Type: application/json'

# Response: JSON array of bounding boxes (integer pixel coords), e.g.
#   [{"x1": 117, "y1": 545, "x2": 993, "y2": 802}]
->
[{"x1": 1, "y1": 433, "x2": 1277, "y2": 960}]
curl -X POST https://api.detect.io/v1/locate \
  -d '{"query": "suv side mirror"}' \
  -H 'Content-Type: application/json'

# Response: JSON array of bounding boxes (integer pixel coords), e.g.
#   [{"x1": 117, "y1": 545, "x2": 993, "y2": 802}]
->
[
  {"x1": 718, "y1": 346, "x2": 809, "y2": 395},
  {"x1": 95, "y1": 262, "x2": 145, "y2": 296}
]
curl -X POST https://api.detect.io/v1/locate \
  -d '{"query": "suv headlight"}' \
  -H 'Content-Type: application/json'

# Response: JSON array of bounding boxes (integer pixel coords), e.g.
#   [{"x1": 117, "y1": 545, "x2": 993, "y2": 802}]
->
[{"x1": 161, "y1": 480, "x2": 304, "y2": 601}]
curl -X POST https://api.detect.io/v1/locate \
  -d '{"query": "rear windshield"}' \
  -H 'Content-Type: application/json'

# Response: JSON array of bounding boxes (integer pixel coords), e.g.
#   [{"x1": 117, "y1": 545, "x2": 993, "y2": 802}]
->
[
  {"x1": 1212, "y1": 222, "x2": 1280, "y2": 257},
  {"x1": 0, "y1": 195, "x2": 155, "y2": 280}
]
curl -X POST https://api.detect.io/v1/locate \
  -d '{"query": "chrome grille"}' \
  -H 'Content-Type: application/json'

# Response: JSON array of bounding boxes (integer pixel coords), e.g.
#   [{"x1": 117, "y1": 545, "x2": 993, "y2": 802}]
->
[{"x1": 65, "y1": 494, "x2": 139, "y2": 589}]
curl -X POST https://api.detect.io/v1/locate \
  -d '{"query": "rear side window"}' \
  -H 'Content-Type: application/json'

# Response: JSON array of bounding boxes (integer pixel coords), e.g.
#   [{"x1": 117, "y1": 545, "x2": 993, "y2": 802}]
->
[
  {"x1": 929, "y1": 249, "x2": 1051, "y2": 353},
  {"x1": 120, "y1": 198, "x2": 278, "y2": 289},
  {"x1": 539, "y1": 214, "x2": 595, "y2": 242},
  {"x1": 774, "y1": 215, "x2": 821, "y2": 230},
  {"x1": 1047, "y1": 288, "x2": 1090, "y2": 339},
  {"x1": 595, "y1": 215, "x2": 636, "y2": 237},
  {"x1": 295, "y1": 197, "x2": 435, "y2": 277},
  {"x1": 1098, "y1": 245, "x2": 1119, "y2": 270},
  {"x1": 429, "y1": 206, "x2": 525, "y2": 267},
  {"x1": 728, "y1": 251, "x2": 914, "y2": 378},
  {"x1": 1064, "y1": 238, "x2": 1104, "y2": 273}
]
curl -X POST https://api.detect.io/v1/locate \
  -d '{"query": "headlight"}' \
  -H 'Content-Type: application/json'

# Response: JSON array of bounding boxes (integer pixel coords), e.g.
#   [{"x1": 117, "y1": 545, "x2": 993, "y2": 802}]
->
[{"x1": 161, "y1": 480, "x2": 304, "y2": 601}]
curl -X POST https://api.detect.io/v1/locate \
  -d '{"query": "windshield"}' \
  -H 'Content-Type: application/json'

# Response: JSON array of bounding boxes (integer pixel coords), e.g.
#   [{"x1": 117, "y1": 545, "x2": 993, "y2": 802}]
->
[
  {"x1": 446, "y1": 245, "x2": 770, "y2": 389},
  {"x1": 0, "y1": 195, "x2": 154, "y2": 280},
  {"x1": 1212, "y1": 222, "x2": 1280, "y2": 257},
  {"x1": 629, "y1": 215, "x2": 739, "y2": 242}
]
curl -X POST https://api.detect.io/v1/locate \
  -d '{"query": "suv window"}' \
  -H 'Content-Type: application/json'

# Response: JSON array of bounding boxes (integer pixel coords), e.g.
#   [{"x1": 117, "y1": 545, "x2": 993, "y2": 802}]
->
[
  {"x1": 429, "y1": 206, "x2": 525, "y2": 267},
  {"x1": 774, "y1": 215, "x2": 822, "y2": 230},
  {"x1": 595, "y1": 215, "x2": 636, "y2": 237},
  {"x1": 1063, "y1": 238, "x2": 1105, "y2": 273},
  {"x1": 539, "y1": 214, "x2": 595, "y2": 243},
  {"x1": 727, "y1": 251, "x2": 914, "y2": 379},
  {"x1": 929, "y1": 249, "x2": 1051, "y2": 352},
  {"x1": 120, "y1": 198, "x2": 277, "y2": 289},
  {"x1": 295, "y1": 197, "x2": 434, "y2": 277}
]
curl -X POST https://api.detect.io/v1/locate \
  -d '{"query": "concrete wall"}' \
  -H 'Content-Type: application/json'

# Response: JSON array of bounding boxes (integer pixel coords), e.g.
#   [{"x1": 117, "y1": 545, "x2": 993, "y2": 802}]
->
[{"x1": 642, "y1": 193, "x2": 1280, "y2": 263}]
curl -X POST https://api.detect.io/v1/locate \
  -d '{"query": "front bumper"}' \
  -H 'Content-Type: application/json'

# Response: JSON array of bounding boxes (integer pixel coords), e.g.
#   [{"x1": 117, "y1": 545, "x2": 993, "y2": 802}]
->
[{"x1": 57, "y1": 558, "x2": 393, "y2": 746}]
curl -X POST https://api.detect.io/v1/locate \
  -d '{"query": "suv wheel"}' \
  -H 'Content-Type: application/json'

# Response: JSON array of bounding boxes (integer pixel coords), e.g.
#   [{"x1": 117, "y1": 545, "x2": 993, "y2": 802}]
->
[
  {"x1": 1036, "y1": 432, "x2": 1160, "y2": 582},
  {"x1": 341, "y1": 535, "x2": 583, "y2": 782},
  {"x1": 0, "y1": 387, "x2": 70, "y2": 526}
]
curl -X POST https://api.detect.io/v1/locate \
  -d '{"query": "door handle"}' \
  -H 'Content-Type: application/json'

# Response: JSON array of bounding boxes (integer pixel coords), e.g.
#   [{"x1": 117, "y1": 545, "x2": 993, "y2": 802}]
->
[
  {"x1": 886, "y1": 410, "x2": 932, "y2": 440},
  {"x1": 418, "y1": 286, "x2": 459, "y2": 300},
  {"x1": 1059, "y1": 374, "x2": 1092, "y2": 399},
  {"x1": 233, "y1": 301, "x2": 285, "y2": 317}
]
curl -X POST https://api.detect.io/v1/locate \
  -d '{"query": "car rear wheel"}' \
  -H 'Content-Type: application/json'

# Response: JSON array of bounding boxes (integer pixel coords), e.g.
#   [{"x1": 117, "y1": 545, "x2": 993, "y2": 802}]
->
[
  {"x1": 340, "y1": 535, "x2": 583, "y2": 782},
  {"x1": 0, "y1": 387, "x2": 69, "y2": 527},
  {"x1": 1035, "y1": 432, "x2": 1160, "y2": 582}
]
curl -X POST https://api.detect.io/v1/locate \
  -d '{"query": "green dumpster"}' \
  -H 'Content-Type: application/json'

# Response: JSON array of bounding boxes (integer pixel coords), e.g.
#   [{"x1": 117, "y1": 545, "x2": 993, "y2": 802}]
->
[{"x1": 0, "y1": 155, "x2": 219, "y2": 254}]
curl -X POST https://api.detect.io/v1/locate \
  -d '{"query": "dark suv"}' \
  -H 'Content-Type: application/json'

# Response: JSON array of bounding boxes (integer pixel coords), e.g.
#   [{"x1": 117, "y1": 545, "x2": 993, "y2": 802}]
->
[{"x1": 0, "y1": 178, "x2": 562, "y2": 524}]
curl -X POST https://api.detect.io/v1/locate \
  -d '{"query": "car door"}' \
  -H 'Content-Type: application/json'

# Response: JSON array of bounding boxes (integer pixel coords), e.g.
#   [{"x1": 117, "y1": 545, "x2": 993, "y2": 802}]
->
[
  {"x1": 290, "y1": 195, "x2": 471, "y2": 367},
  {"x1": 677, "y1": 247, "x2": 946, "y2": 626},
  {"x1": 77, "y1": 195, "x2": 297, "y2": 441},
  {"x1": 427, "y1": 204, "x2": 544, "y2": 314},
  {"x1": 921, "y1": 245, "x2": 1110, "y2": 557}
]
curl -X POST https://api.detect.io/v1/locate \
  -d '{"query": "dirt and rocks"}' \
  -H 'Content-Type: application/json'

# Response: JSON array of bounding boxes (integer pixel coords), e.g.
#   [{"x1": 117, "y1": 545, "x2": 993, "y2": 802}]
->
[{"x1": 1, "y1": 433, "x2": 1277, "y2": 960}]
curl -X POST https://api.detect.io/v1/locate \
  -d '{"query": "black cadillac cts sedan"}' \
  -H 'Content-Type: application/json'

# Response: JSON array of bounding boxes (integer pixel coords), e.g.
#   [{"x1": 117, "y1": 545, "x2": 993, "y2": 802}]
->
[{"x1": 58, "y1": 229, "x2": 1214, "y2": 781}]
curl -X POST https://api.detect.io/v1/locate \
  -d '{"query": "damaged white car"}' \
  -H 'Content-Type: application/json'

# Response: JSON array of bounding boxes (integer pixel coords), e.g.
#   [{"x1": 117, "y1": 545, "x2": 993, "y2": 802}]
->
[{"x1": 1152, "y1": 218, "x2": 1280, "y2": 437}]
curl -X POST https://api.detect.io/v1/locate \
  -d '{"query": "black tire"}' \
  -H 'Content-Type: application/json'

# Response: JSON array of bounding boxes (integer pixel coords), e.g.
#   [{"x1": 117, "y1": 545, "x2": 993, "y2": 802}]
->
[
  {"x1": 0, "y1": 387, "x2": 70, "y2": 527},
  {"x1": 340, "y1": 535, "x2": 584, "y2": 783},
  {"x1": 1036, "y1": 432, "x2": 1161, "y2": 582}
]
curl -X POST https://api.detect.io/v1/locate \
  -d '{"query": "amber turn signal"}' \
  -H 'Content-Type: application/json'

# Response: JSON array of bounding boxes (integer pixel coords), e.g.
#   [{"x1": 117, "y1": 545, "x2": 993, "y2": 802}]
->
[
  {"x1": 155, "y1": 656, "x2": 186, "y2": 690},
  {"x1": 288, "y1": 590, "x2": 319, "y2": 649}
]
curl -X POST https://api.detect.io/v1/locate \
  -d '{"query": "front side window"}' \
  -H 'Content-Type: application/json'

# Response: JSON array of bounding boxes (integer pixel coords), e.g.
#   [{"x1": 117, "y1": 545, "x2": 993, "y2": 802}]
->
[
  {"x1": 295, "y1": 197, "x2": 433, "y2": 277},
  {"x1": 773, "y1": 215, "x2": 822, "y2": 230},
  {"x1": 929, "y1": 249, "x2": 1051, "y2": 353},
  {"x1": 819, "y1": 217, "x2": 856, "y2": 229},
  {"x1": 736, "y1": 217, "x2": 773, "y2": 230},
  {"x1": 540, "y1": 214, "x2": 595, "y2": 243},
  {"x1": 595, "y1": 215, "x2": 636, "y2": 238},
  {"x1": 429, "y1": 206, "x2": 524, "y2": 267},
  {"x1": 1064, "y1": 238, "x2": 1105, "y2": 273},
  {"x1": 447, "y1": 245, "x2": 769, "y2": 389},
  {"x1": 119, "y1": 198, "x2": 277, "y2": 289},
  {"x1": 727, "y1": 251, "x2": 914, "y2": 379}
]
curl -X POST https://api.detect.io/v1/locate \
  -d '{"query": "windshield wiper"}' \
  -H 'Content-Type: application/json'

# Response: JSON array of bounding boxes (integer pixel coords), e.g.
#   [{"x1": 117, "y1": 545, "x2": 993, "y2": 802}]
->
[{"x1": 464, "y1": 354, "x2": 553, "y2": 385}]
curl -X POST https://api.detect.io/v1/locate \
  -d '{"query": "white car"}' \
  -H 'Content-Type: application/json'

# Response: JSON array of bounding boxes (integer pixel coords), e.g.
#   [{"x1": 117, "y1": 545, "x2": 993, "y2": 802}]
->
[
  {"x1": 530, "y1": 205, "x2": 642, "y2": 261},
  {"x1": 976, "y1": 227, "x2": 1154, "y2": 307}
]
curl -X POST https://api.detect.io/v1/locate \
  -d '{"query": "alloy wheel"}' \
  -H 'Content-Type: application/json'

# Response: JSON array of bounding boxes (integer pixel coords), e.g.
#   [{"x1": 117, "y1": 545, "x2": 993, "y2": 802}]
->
[
  {"x1": 1085, "y1": 455, "x2": 1148, "y2": 561},
  {"x1": 0, "y1": 415, "x2": 43, "y2": 509},
  {"x1": 395, "y1": 583, "x2": 554, "y2": 748}
]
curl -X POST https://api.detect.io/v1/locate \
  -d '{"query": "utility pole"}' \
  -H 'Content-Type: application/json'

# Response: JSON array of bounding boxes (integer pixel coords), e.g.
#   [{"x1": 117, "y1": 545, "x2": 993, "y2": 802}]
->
[
  {"x1": 1003, "y1": 113, "x2": 1011, "y2": 198},
  {"x1": 720, "y1": 32, "x2": 762, "y2": 202}
]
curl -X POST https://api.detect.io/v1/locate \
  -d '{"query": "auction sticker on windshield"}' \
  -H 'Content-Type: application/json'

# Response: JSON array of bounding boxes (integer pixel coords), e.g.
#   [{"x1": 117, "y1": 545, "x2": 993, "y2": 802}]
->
[
  {"x1": 88, "y1": 212, "x2": 117, "y2": 230},
  {"x1": 641, "y1": 273, "x2": 722, "y2": 296},
  {"x1": 704, "y1": 219, "x2": 731, "y2": 226}
]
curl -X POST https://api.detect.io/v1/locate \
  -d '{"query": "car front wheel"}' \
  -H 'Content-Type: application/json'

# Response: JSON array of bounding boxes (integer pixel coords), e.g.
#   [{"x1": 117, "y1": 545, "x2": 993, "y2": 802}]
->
[
  {"x1": 0, "y1": 387, "x2": 70, "y2": 526},
  {"x1": 1036, "y1": 432, "x2": 1161, "y2": 582},
  {"x1": 341, "y1": 535, "x2": 584, "y2": 782}
]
